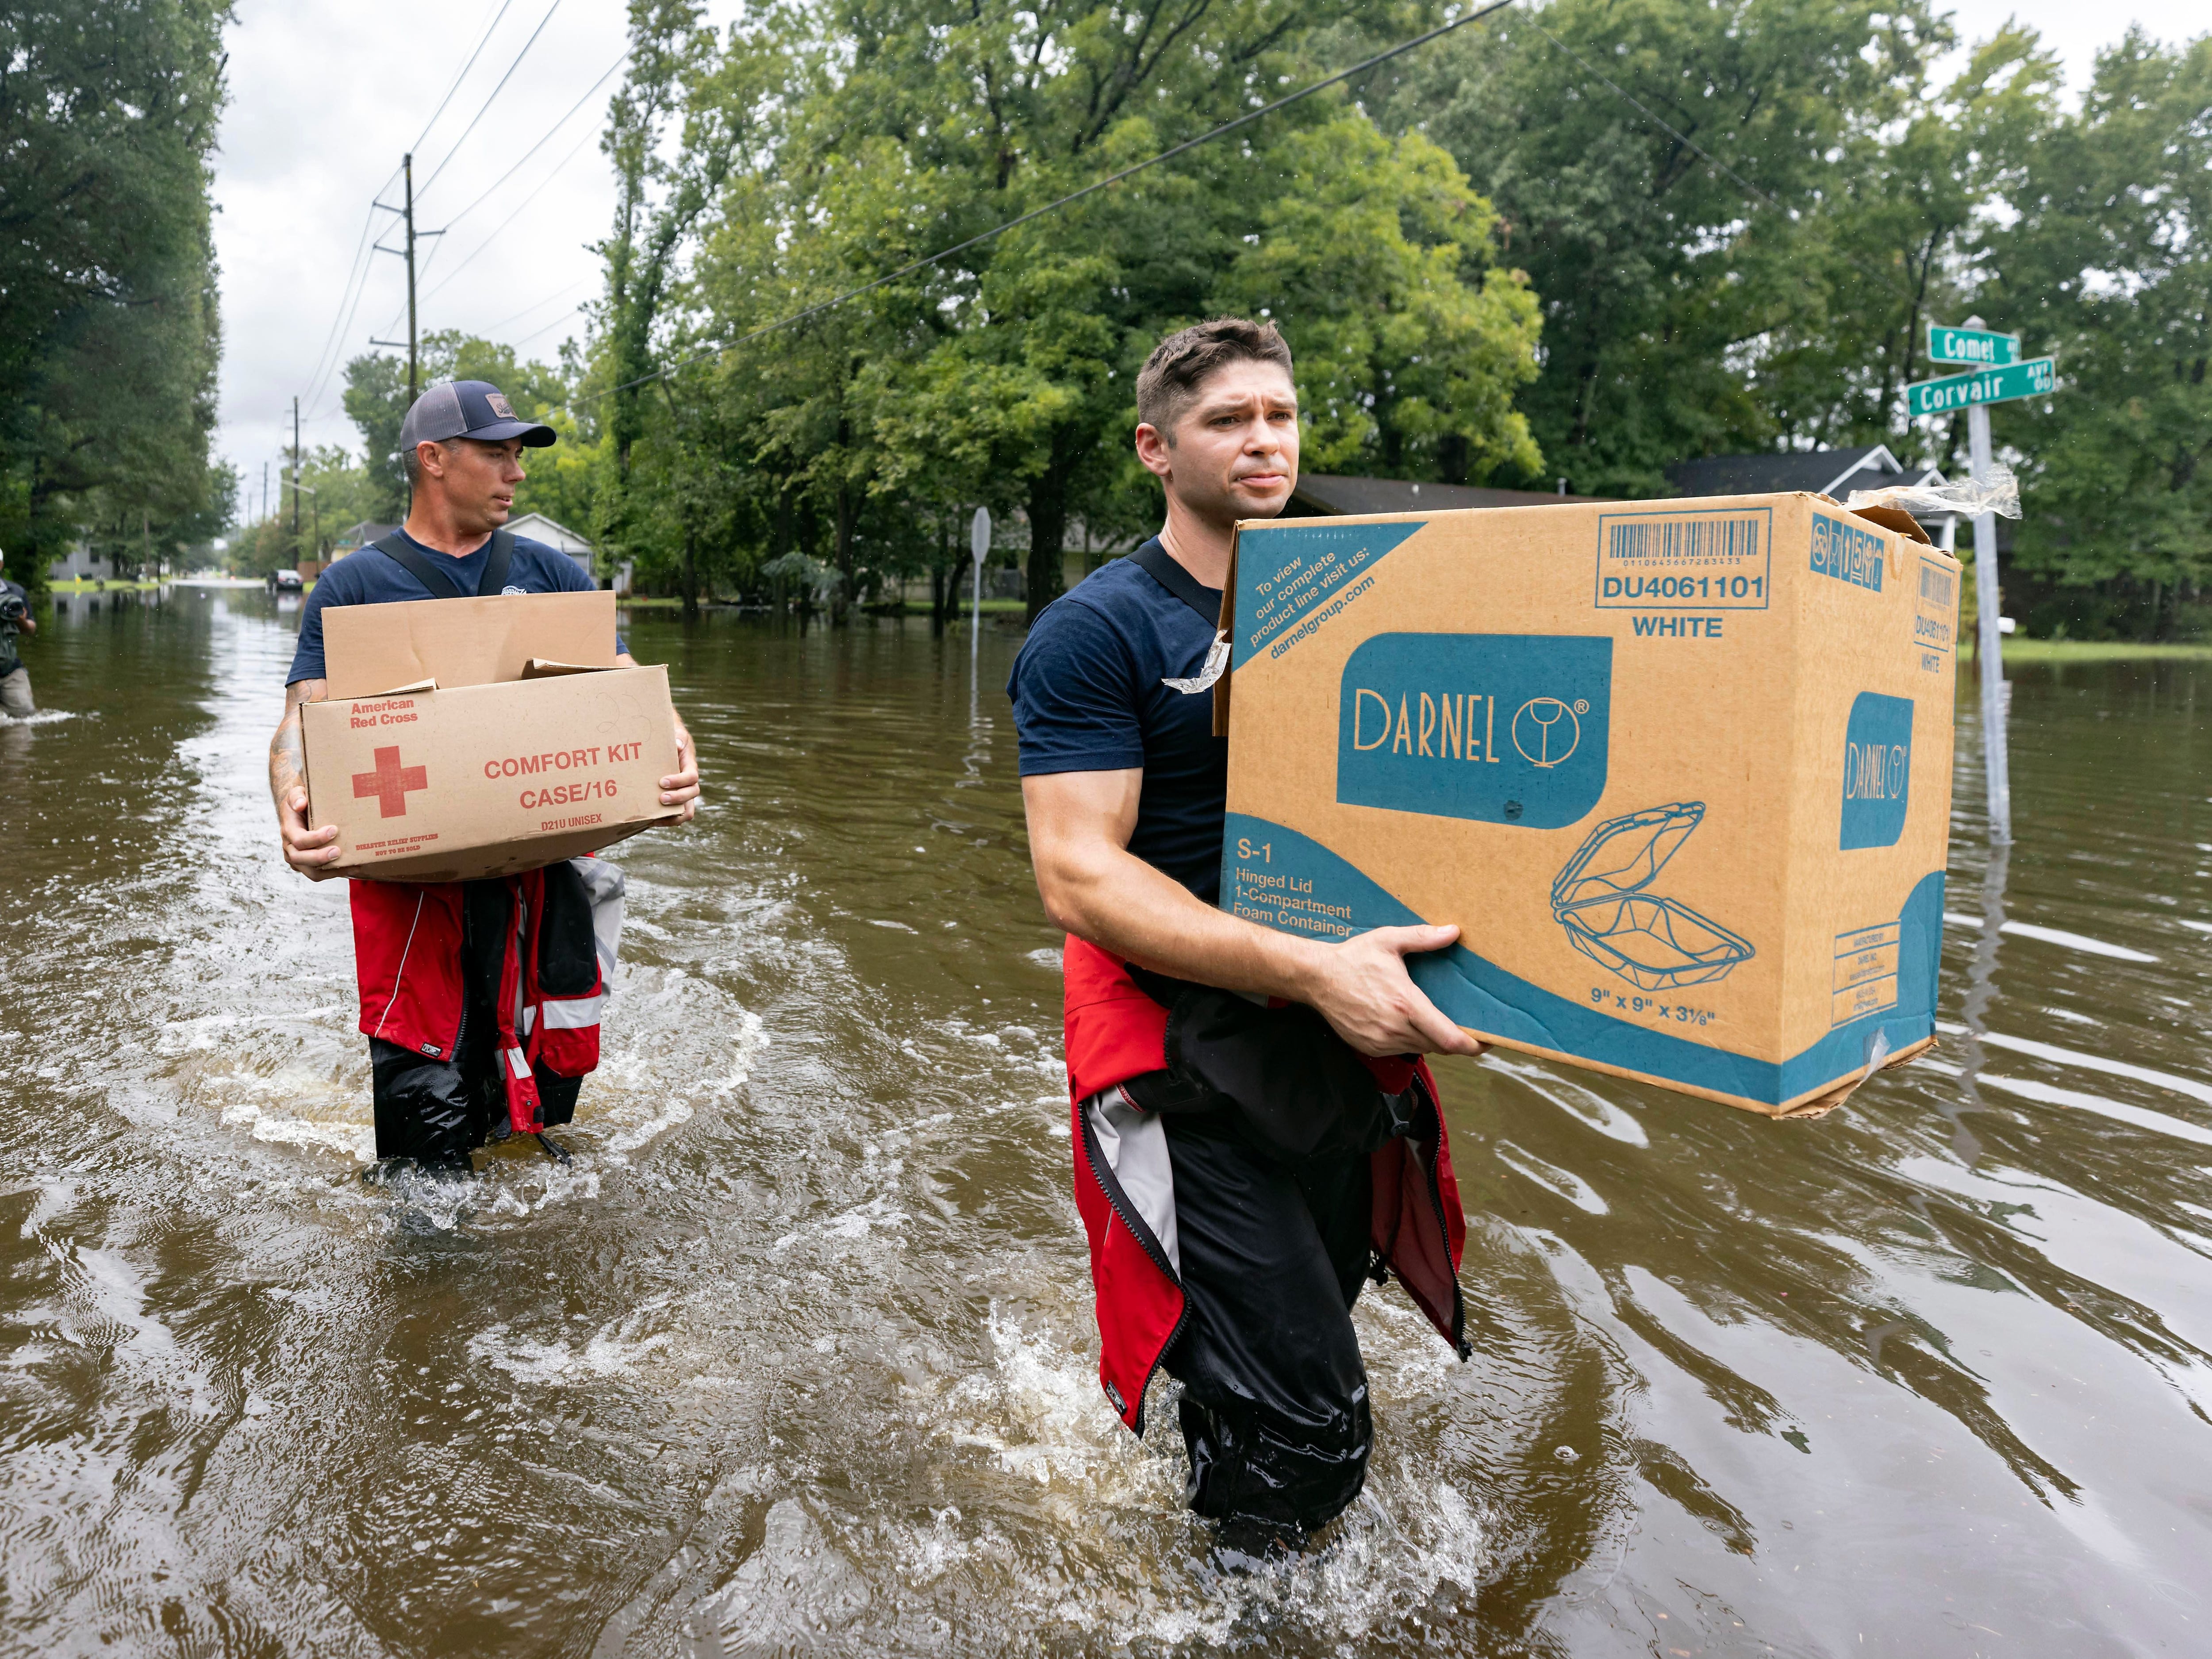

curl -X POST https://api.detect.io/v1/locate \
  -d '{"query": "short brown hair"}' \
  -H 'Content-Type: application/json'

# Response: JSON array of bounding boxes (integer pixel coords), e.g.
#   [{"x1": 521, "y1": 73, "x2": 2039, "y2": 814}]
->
[{"x1": 1136, "y1": 317, "x2": 1294, "y2": 439}]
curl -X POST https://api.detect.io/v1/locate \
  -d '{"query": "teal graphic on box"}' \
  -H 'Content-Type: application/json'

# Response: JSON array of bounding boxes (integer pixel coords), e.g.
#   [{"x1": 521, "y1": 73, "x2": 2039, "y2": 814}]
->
[
  {"x1": 1335, "y1": 634, "x2": 1611, "y2": 828},
  {"x1": 1551, "y1": 803, "x2": 1754, "y2": 990},
  {"x1": 1218, "y1": 491, "x2": 1961, "y2": 1116}
]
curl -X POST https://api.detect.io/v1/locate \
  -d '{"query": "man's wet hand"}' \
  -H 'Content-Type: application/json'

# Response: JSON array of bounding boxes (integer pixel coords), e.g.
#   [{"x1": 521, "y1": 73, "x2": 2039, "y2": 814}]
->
[
  {"x1": 660, "y1": 718, "x2": 701, "y2": 822},
  {"x1": 278, "y1": 784, "x2": 342, "y2": 879},
  {"x1": 1301, "y1": 924, "x2": 1486, "y2": 1059}
]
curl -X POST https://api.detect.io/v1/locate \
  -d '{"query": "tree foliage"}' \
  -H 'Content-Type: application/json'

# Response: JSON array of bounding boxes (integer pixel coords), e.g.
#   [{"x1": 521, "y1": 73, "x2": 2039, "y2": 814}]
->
[
  {"x1": 582, "y1": 0, "x2": 1544, "y2": 623},
  {"x1": 338, "y1": 1, "x2": 2202, "y2": 638},
  {"x1": 0, "y1": 0, "x2": 234, "y2": 592}
]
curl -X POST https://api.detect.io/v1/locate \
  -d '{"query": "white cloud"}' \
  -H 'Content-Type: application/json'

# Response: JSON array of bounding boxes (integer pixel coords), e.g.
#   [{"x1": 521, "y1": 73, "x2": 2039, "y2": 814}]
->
[
  {"x1": 1935, "y1": 2, "x2": 2206, "y2": 104},
  {"x1": 212, "y1": 0, "x2": 696, "y2": 514}
]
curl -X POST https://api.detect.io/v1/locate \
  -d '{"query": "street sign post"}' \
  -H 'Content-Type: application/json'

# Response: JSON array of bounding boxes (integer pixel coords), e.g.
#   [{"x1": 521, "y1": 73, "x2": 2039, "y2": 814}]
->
[
  {"x1": 1910, "y1": 323, "x2": 2056, "y2": 846},
  {"x1": 1905, "y1": 356, "x2": 2055, "y2": 419},
  {"x1": 1927, "y1": 323, "x2": 2021, "y2": 367},
  {"x1": 1965, "y1": 399, "x2": 2012, "y2": 842}
]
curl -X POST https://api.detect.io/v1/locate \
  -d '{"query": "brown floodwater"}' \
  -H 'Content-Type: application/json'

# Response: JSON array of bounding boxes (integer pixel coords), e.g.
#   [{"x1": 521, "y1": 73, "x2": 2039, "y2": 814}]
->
[{"x1": 1, "y1": 585, "x2": 2208, "y2": 1657}]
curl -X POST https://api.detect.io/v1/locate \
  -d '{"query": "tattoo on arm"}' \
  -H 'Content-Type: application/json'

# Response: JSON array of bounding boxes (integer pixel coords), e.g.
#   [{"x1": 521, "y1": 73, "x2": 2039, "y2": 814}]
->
[{"x1": 269, "y1": 681, "x2": 321, "y2": 807}]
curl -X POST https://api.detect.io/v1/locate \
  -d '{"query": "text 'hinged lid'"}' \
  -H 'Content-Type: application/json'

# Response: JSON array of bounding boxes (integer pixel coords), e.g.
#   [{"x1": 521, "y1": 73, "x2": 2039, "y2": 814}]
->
[{"x1": 1550, "y1": 801, "x2": 1706, "y2": 914}]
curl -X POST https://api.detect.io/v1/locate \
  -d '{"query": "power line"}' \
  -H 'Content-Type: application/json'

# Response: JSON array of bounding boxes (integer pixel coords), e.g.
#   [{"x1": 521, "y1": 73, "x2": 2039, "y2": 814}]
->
[
  {"x1": 482, "y1": 274, "x2": 595, "y2": 337},
  {"x1": 579, "y1": 0, "x2": 1519, "y2": 410},
  {"x1": 299, "y1": 162, "x2": 403, "y2": 413},
  {"x1": 299, "y1": 0, "x2": 520, "y2": 418},
  {"x1": 416, "y1": 0, "x2": 564, "y2": 202},
  {"x1": 508, "y1": 303, "x2": 587, "y2": 351},
  {"x1": 1522, "y1": 17, "x2": 1790, "y2": 216},
  {"x1": 418, "y1": 49, "x2": 628, "y2": 273},
  {"x1": 423, "y1": 119, "x2": 605, "y2": 303},
  {"x1": 411, "y1": 0, "x2": 517, "y2": 154},
  {"x1": 299, "y1": 207, "x2": 381, "y2": 410}
]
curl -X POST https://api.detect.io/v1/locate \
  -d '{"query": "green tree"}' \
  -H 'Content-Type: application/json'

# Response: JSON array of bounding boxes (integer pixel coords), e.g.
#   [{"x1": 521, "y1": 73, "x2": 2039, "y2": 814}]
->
[
  {"x1": 1373, "y1": 0, "x2": 1948, "y2": 494},
  {"x1": 1974, "y1": 29, "x2": 2212, "y2": 637},
  {"x1": 0, "y1": 0, "x2": 231, "y2": 595}
]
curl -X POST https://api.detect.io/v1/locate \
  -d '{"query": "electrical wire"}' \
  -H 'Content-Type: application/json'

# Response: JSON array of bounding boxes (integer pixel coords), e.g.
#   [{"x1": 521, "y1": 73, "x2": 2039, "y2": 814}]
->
[
  {"x1": 480, "y1": 274, "x2": 595, "y2": 337},
  {"x1": 298, "y1": 208, "x2": 381, "y2": 412},
  {"x1": 578, "y1": 0, "x2": 1519, "y2": 410},
  {"x1": 410, "y1": 0, "x2": 517, "y2": 155},
  {"x1": 507, "y1": 303, "x2": 587, "y2": 352},
  {"x1": 424, "y1": 49, "x2": 627, "y2": 242},
  {"x1": 416, "y1": 0, "x2": 565, "y2": 201},
  {"x1": 299, "y1": 1, "x2": 526, "y2": 413},
  {"x1": 361, "y1": 96, "x2": 602, "y2": 377},
  {"x1": 421, "y1": 54, "x2": 628, "y2": 293},
  {"x1": 1522, "y1": 16, "x2": 1790, "y2": 216},
  {"x1": 298, "y1": 162, "x2": 403, "y2": 414},
  {"x1": 422, "y1": 126, "x2": 602, "y2": 305}
]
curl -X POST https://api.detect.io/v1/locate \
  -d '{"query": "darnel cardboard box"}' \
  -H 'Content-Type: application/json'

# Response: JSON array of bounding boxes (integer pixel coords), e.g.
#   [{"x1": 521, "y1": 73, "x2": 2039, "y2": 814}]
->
[
  {"x1": 301, "y1": 590, "x2": 682, "y2": 883},
  {"x1": 1215, "y1": 493, "x2": 1961, "y2": 1117}
]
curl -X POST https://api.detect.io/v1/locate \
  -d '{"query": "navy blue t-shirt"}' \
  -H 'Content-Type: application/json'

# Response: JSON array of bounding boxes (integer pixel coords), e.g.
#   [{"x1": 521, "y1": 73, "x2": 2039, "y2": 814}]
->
[
  {"x1": 286, "y1": 530, "x2": 621, "y2": 684},
  {"x1": 1007, "y1": 540, "x2": 1226, "y2": 902}
]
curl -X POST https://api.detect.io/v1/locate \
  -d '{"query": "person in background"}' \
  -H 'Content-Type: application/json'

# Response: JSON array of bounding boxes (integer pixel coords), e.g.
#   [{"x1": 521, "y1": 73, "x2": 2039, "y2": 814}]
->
[
  {"x1": 1007, "y1": 319, "x2": 1480, "y2": 1569},
  {"x1": 0, "y1": 547, "x2": 38, "y2": 719},
  {"x1": 267, "y1": 380, "x2": 702, "y2": 1180}
]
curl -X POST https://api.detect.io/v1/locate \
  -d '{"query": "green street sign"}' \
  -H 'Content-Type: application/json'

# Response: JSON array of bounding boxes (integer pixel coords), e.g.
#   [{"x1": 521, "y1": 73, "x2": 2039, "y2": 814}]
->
[
  {"x1": 1907, "y1": 356, "x2": 2057, "y2": 418},
  {"x1": 1928, "y1": 323, "x2": 2021, "y2": 366}
]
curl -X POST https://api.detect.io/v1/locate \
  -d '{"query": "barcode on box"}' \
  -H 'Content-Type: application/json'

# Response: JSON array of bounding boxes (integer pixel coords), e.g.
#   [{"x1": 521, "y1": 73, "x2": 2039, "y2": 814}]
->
[
  {"x1": 1595, "y1": 507, "x2": 1773, "y2": 609},
  {"x1": 1914, "y1": 555, "x2": 1957, "y2": 658}
]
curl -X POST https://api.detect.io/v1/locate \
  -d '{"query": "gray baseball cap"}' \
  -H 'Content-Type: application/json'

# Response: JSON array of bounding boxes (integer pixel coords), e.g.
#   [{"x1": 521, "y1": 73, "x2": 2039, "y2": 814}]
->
[{"x1": 398, "y1": 379, "x2": 556, "y2": 452}]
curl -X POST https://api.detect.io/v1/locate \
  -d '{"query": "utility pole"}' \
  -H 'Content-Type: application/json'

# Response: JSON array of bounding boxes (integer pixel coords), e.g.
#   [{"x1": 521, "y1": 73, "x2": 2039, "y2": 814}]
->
[
  {"x1": 372, "y1": 154, "x2": 442, "y2": 404},
  {"x1": 261, "y1": 461, "x2": 269, "y2": 526}
]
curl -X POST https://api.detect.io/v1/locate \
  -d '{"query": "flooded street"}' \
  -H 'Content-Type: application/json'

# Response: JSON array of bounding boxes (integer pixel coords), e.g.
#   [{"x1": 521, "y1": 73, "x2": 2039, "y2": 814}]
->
[{"x1": 3, "y1": 586, "x2": 2209, "y2": 1657}]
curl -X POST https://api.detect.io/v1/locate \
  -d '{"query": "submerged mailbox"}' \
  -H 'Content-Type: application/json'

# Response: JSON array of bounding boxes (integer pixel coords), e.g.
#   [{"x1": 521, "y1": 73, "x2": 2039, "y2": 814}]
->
[{"x1": 1215, "y1": 493, "x2": 1960, "y2": 1118}]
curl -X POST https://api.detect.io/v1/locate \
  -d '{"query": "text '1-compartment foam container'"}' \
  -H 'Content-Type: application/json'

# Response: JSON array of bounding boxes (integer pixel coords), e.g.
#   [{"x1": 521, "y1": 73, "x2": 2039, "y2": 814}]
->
[{"x1": 1214, "y1": 493, "x2": 1960, "y2": 1117}]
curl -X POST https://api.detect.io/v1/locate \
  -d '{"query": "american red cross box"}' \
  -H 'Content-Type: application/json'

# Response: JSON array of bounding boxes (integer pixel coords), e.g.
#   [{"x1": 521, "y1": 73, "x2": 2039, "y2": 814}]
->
[{"x1": 300, "y1": 591, "x2": 682, "y2": 882}]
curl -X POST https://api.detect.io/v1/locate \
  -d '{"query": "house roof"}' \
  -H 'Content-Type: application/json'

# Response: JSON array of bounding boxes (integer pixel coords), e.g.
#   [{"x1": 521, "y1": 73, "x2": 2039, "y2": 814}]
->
[
  {"x1": 1663, "y1": 445, "x2": 1945, "y2": 503},
  {"x1": 332, "y1": 520, "x2": 398, "y2": 549},
  {"x1": 1289, "y1": 474, "x2": 1606, "y2": 516},
  {"x1": 507, "y1": 511, "x2": 592, "y2": 553}
]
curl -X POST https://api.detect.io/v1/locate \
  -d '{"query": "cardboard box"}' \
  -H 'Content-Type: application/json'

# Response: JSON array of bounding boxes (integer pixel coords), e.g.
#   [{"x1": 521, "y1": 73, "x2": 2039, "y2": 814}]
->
[
  {"x1": 302, "y1": 591, "x2": 682, "y2": 882},
  {"x1": 1217, "y1": 493, "x2": 1960, "y2": 1117}
]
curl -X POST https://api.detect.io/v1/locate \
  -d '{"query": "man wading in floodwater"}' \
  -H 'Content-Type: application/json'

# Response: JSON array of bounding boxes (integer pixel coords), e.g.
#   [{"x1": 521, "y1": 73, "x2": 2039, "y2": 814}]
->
[
  {"x1": 1009, "y1": 319, "x2": 1479, "y2": 1567},
  {"x1": 269, "y1": 381, "x2": 700, "y2": 1179}
]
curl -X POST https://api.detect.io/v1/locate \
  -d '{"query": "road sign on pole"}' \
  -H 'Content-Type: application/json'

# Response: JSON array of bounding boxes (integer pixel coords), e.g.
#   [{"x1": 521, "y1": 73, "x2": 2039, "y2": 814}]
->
[
  {"x1": 1905, "y1": 357, "x2": 2056, "y2": 418},
  {"x1": 1927, "y1": 323, "x2": 2021, "y2": 367}
]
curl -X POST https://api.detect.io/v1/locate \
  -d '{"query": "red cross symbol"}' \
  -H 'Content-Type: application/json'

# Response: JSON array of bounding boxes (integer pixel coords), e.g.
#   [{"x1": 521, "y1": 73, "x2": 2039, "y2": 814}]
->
[{"x1": 352, "y1": 745, "x2": 429, "y2": 818}]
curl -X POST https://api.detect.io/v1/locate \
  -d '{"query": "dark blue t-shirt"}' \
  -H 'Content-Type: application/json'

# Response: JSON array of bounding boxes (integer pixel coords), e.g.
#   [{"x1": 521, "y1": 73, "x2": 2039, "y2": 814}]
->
[
  {"x1": 286, "y1": 530, "x2": 620, "y2": 684},
  {"x1": 1007, "y1": 540, "x2": 1226, "y2": 902}
]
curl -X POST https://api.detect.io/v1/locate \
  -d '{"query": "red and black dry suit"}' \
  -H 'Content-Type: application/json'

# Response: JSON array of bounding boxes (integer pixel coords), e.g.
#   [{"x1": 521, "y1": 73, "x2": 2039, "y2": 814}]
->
[
  {"x1": 286, "y1": 530, "x2": 627, "y2": 1171},
  {"x1": 1009, "y1": 540, "x2": 1468, "y2": 1539},
  {"x1": 1063, "y1": 941, "x2": 1467, "y2": 1535},
  {"x1": 352, "y1": 857, "x2": 623, "y2": 1169}
]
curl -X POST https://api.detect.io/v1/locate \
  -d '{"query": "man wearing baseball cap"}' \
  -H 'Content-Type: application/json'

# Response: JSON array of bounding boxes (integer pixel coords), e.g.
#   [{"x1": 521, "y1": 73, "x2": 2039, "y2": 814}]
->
[{"x1": 266, "y1": 380, "x2": 702, "y2": 1180}]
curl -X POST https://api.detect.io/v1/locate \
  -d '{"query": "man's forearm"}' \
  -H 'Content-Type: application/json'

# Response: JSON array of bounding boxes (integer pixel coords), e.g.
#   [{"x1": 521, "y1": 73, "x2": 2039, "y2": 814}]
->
[
  {"x1": 269, "y1": 680, "x2": 319, "y2": 810},
  {"x1": 269, "y1": 711, "x2": 306, "y2": 806},
  {"x1": 1047, "y1": 842, "x2": 1326, "y2": 1004}
]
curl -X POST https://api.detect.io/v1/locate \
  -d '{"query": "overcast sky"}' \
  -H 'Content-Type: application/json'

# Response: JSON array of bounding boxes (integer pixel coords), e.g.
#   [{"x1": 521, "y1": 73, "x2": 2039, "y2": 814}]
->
[{"x1": 209, "y1": 0, "x2": 2208, "y2": 519}]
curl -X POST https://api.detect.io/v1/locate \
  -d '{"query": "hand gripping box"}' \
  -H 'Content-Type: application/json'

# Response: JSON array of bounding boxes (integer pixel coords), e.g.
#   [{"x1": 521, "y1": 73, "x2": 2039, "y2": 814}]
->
[
  {"x1": 1215, "y1": 494, "x2": 1961, "y2": 1117},
  {"x1": 301, "y1": 590, "x2": 682, "y2": 883}
]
